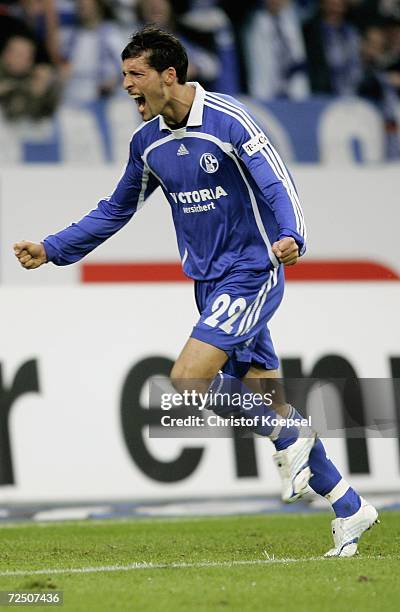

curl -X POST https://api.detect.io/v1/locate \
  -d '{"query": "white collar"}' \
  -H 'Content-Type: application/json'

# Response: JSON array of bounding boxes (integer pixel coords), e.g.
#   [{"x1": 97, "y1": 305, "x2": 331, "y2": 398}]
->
[{"x1": 158, "y1": 82, "x2": 205, "y2": 132}]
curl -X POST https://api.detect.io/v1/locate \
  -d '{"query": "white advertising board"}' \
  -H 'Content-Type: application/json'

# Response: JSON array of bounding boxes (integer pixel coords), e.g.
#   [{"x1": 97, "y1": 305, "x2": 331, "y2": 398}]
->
[
  {"x1": 1, "y1": 166, "x2": 399, "y2": 285},
  {"x1": 0, "y1": 283, "x2": 399, "y2": 503}
]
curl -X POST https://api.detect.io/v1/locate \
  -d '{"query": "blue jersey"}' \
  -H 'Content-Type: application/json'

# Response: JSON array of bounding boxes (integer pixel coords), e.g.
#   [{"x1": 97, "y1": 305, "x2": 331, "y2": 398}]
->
[{"x1": 43, "y1": 83, "x2": 306, "y2": 280}]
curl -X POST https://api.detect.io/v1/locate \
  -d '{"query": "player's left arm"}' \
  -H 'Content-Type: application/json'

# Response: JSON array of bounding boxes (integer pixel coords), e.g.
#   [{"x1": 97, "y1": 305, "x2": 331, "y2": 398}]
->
[{"x1": 230, "y1": 118, "x2": 306, "y2": 265}]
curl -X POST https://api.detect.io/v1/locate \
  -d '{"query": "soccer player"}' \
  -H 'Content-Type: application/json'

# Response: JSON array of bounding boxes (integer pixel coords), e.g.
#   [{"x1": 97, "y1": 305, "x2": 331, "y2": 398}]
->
[{"x1": 14, "y1": 26, "x2": 378, "y2": 557}]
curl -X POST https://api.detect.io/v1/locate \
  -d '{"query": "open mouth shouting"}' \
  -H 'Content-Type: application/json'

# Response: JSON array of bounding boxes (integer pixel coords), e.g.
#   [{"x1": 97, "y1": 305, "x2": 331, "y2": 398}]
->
[{"x1": 132, "y1": 93, "x2": 146, "y2": 113}]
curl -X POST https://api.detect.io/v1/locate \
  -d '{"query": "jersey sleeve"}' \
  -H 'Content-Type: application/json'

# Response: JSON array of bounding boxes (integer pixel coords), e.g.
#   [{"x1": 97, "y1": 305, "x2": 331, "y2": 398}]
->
[
  {"x1": 43, "y1": 135, "x2": 159, "y2": 266},
  {"x1": 229, "y1": 116, "x2": 306, "y2": 255}
]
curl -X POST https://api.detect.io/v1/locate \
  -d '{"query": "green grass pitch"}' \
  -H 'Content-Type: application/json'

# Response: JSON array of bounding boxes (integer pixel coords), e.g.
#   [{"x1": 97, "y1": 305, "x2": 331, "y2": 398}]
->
[{"x1": 0, "y1": 511, "x2": 399, "y2": 611}]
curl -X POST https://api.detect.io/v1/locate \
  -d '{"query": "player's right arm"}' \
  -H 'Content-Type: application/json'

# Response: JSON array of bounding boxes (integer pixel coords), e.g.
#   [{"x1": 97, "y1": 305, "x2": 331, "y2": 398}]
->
[
  {"x1": 228, "y1": 110, "x2": 306, "y2": 259},
  {"x1": 14, "y1": 134, "x2": 158, "y2": 269},
  {"x1": 14, "y1": 241, "x2": 48, "y2": 269}
]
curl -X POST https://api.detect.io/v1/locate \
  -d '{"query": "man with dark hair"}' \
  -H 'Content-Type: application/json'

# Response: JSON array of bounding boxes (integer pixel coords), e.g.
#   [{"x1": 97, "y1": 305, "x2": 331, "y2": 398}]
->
[
  {"x1": 121, "y1": 26, "x2": 189, "y2": 85},
  {"x1": 14, "y1": 26, "x2": 378, "y2": 558}
]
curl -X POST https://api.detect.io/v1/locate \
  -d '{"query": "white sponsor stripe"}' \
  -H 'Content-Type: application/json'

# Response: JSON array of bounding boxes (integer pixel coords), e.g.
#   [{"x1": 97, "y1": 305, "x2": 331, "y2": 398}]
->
[
  {"x1": 248, "y1": 289, "x2": 269, "y2": 334},
  {"x1": 235, "y1": 282, "x2": 267, "y2": 337},
  {"x1": 250, "y1": 268, "x2": 278, "y2": 331},
  {"x1": 265, "y1": 144, "x2": 305, "y2": 238},
  {"x1": 261, "y1": 146, "x2": 303, "y2": 237},
  {"x1": 183, "y1": 130, "x2": 233, "y2": 155},
  {"x1": 236, "y1": 281, "x2": 267, "y2": 336},
  {"x1": 206, "y1": 93, "x2": 259, "y2": 138},
  {"x1": 204, "y1": 98, "x2": 256, "y2": 141},
  {"x1": 240, "y1": 272, "x2": 273, "y2": 336},
  {"x1": 205, "y1": 94, "x2": 305, "y2": 238},
  {"x1": 137, "y1": 165, "x2": 150, "y2": 210},
  {"x1": 241, "y1": 268, "x2": 278, "y2": 336},
  {"x1": 0, "y1": 556, "x2": 328, "y2": 577}
]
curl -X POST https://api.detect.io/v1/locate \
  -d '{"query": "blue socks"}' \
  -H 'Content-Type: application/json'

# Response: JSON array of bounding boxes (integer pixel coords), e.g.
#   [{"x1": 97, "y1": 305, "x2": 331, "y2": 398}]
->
[
  {"x1": 332, "y1": 487, "x2": 362, "y2": 518},
  {"x1": 290, "y1": 407, "x2": 361, "y2": 518},
  {"x1": 208, "y1": 373, "x2": 300, "y2": 448},
  {"x1": 208, "y1": 374, "x2": 362, "y2": 519},
  {"x1": 273, "y1": 405, "x2": 300, "y2": 450}
]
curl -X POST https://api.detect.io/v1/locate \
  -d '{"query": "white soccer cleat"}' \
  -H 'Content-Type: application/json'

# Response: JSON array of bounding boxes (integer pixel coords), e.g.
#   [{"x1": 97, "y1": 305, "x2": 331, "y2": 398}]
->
[
  {"x1": 324, "y1": 498, "x2": 379, "y2": 558},
  {"x1": 273, "y1": 433, "x2": 317, "y2": 503}
]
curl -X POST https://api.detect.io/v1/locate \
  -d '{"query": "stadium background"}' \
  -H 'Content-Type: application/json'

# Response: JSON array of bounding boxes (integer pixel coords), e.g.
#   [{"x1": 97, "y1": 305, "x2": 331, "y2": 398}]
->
[{"x1": 0, "y1": 0, "x2": 399, "y2": 519}]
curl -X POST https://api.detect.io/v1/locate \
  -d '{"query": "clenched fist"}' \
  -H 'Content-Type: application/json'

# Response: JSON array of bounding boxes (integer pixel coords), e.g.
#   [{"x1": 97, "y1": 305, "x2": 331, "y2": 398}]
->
[
  {"x1": 272, "y1": 237, "x2": 299, "y2": 266},
  {"x1": 13, "y1": 241, "x2": 47, "y2": 269}
]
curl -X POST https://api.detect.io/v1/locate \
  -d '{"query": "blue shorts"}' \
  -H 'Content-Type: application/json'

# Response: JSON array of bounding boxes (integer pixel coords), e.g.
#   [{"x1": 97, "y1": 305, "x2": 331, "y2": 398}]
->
[{"x1": 191, "y1": 266, "x2": 284, "y2": 378}]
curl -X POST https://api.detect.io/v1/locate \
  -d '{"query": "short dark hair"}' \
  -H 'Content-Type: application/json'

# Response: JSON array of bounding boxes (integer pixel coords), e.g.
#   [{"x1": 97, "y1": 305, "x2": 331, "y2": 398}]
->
[{"x1": 121, "y1": 26, "x2": 188, "y2": 84}]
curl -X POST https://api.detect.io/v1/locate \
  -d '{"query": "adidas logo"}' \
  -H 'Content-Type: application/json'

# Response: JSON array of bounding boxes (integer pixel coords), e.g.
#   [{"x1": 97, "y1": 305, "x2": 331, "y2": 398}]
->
[{"x1": 177, "y1": 143, "x2": 189, "y2": 156}]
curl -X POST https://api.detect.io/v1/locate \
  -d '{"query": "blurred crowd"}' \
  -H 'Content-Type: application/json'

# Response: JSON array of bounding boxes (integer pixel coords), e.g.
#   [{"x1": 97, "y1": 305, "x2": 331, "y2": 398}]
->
[{"x1": 0, "y1": 0, "x2": 400, "y2": 132}]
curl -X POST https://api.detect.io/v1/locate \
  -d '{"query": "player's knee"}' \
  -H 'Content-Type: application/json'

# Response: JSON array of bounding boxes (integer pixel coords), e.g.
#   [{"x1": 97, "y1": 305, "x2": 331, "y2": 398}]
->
[
  {"x1": 170, "y1": 361, "x2": 188, "y2": 392},
  {"x1": 170, "y1": 361, "x2": 212, "y2": 394}
]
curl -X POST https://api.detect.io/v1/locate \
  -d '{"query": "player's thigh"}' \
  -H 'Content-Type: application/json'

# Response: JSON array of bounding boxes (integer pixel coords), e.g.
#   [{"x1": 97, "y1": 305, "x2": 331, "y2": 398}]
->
[{"x1": 171, "y1": 337, "x2": 228, "y2": 393}]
